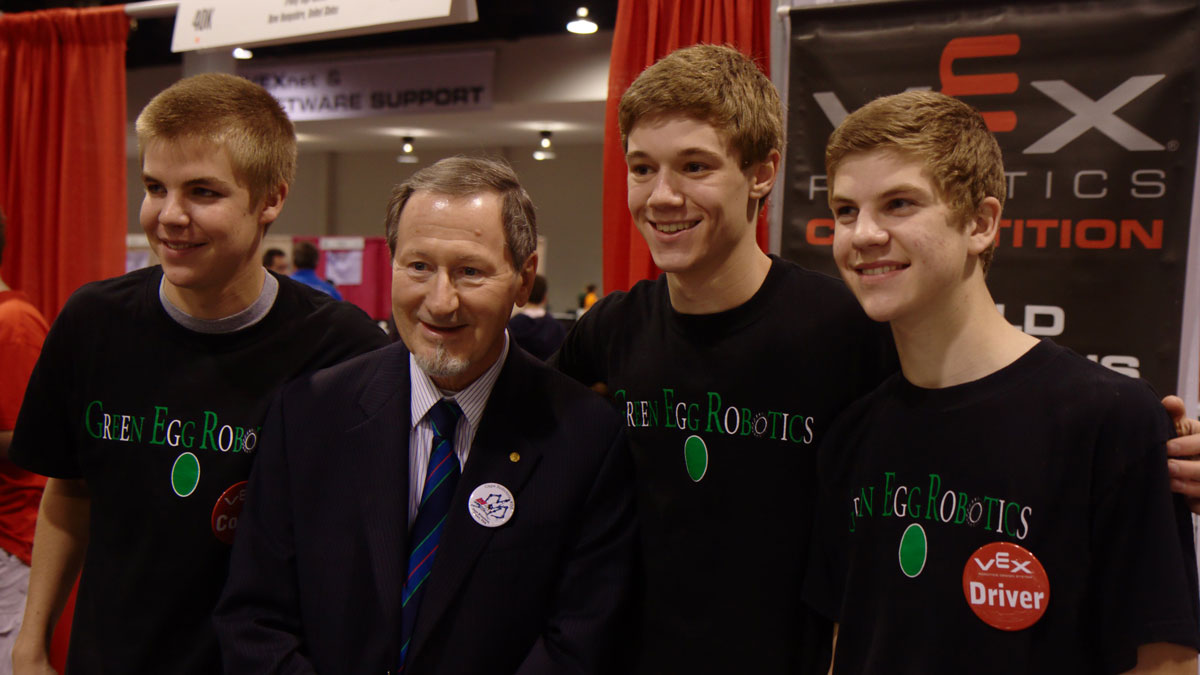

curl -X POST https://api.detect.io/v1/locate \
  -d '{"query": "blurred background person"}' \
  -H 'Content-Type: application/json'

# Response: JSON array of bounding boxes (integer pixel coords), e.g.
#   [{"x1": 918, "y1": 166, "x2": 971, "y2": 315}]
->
[
  {"x1": 0, "y1": 207, "x2": 48, "y2": 675},
  {"x1": 578, "y1": 283, "x2": 598, "y2": 314},
  {"x1": 290, "y1": 241, "x2": 342, "y2": 300},
  {"x1": 262, "y1": 247, "x2": 289, "y2": 275},
  {"x1": 509, "y1": 275, "x2": 566, "y2": 361}
]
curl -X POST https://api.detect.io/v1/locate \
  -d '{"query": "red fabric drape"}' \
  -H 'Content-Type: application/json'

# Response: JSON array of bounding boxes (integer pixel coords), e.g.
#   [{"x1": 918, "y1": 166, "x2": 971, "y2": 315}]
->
[
  {"x1": 0, "y1": 7, "x2": 128, "y2": 322},
  {"x1": 294, "y1": 236, "x2": 393, "y2": 320},
  {"x1": 601, "y1": 0, "x2": 771, "y2": 293}
]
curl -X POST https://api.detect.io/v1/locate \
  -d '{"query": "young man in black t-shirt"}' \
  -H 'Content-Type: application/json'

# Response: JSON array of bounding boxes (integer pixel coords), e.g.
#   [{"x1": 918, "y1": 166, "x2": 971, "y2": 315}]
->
[
  {"x1": 805, "y1": 90, "x2": 1199, "y2": 673},
  {"x1": 9, "y1": 74, "x2": 386, "y2": 674},
  {"x1": 553, "y1": 45, "x2": 897, "y2": 674},
  {"x1": 555, "y1": 44, "x2": 1200, "y2": 674}
]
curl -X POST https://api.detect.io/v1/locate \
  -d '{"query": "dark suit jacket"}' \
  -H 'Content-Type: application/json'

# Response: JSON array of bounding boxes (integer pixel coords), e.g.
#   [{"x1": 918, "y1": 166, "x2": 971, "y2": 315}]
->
[{"x1": 214, "y1": 342, "x2": 635, "y2": 675}]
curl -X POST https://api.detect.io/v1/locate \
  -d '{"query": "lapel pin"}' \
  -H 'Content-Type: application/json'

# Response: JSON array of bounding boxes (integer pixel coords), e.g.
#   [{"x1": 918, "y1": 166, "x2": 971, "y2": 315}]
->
[
  {"x1": 509, "y1": 452, "x2": 520, "y2": 463},
  {"x1": 468, "y1": 482, "x2": 515, "y2": 528}
]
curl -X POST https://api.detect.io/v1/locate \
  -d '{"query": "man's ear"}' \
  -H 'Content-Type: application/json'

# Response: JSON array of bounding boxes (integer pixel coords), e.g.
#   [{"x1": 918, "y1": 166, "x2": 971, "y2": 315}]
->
[
  {"x1": 967, "y1": 196, "x2": 1002, "y2": 256},
  {"x1": 514, "y1": 252, "x2": 539, "y2": 307},
  {"x1": 257, "y1": 182, "x2": 289, "y2": 228},
  {"x1": 749, "y1": 148, "x2": 782, "y2": 201}
]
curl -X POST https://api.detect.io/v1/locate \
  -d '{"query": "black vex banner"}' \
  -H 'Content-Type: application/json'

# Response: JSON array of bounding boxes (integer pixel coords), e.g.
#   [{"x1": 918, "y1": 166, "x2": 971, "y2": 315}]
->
[{"x1": 782, "y1": 0, "x2": 1199, "y2": 396}]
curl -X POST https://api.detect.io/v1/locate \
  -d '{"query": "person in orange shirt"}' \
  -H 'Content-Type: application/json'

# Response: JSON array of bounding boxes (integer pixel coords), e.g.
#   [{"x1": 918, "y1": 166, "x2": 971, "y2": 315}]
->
[{"x1": 0, "y1": 208, "x2": 49, "y2": 675}]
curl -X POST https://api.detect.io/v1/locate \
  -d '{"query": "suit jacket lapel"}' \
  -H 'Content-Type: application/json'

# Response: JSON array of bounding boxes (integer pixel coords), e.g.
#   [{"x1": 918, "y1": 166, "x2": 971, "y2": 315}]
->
[
  {"x1": 408, "y1": 349, "x2": 545, "y2": 661},
  {"x1": 351, "y1": 343, "x2": 413, "y2": 632}
]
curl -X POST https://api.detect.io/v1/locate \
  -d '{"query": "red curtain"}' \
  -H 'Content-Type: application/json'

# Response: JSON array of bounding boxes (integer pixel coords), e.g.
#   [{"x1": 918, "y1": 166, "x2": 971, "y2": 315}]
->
[
  {"x1": 295, "y1": 236, "x2": 394, "y2": 321},
  {"x1": 601, "y1": 0, "x2": 771, "y2": 293},
  {"x1": 0, "y1": 7, "x2": 128, "y2": 323}
]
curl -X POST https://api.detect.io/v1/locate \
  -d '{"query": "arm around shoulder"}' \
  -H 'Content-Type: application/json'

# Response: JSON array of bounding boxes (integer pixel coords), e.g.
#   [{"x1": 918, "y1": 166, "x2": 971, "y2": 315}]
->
[
  {"x1": 1122, "y1": 643, "x2": 1197, "y2": 674},
  {"x1": 1162, "y1": 395, "x2": 1200, "y2": 513},
  {"x1": 12, "y1": 478, "x2": 90, "y2": 675}
]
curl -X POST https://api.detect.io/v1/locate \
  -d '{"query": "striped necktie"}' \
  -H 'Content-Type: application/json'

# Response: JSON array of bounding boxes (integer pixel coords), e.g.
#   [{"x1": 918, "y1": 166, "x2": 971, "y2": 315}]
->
[{"x1": 399, "y1": 398, "x2": 462, "y2": 668}]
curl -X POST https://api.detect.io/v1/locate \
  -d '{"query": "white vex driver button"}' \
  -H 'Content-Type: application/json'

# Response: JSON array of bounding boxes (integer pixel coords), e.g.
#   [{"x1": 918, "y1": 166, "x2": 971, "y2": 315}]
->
[{"x1": 468, "y1": 482, "x2": 515, "y2": 527}]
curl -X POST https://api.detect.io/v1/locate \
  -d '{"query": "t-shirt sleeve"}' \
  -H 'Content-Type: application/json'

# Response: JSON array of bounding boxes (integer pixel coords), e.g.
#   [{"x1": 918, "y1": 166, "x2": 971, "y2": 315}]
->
[
  {"x1": 310, "y1": 302, "x2": 390, "y2": 370},
  {"x1": 10, "y1": 299, "x2": 86, "y2": 478},
  {"x1": 1090, "y1": 381, "x2": 1200, "y2": 671},
  {"x1": 549, "y1": 296, "x2": 612, "y2": 387}
]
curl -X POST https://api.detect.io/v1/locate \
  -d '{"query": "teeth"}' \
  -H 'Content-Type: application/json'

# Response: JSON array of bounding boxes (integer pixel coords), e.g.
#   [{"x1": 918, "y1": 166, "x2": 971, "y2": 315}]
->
[
  {"x1": 653, "y1": 221, "x2": 698, "y2": 234},
  {"x1": 861, "y1": 265, "x2": 904, "y2": 276},
  {"x1": 164, "y1": 242, "x2": 201, "y2": 251}
]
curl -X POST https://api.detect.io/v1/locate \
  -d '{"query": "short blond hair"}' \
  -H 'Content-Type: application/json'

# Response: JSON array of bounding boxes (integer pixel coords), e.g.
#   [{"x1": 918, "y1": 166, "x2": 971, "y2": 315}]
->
[
  {"x1": 136, "y1": 73, "x2": 296, "y2": 208},
  {"x1": 825, "y1": 91, "x2": 1005, "y2": 272},
  {"x1": 618, "y1": 44, "x2": 782, "y2": 168}
]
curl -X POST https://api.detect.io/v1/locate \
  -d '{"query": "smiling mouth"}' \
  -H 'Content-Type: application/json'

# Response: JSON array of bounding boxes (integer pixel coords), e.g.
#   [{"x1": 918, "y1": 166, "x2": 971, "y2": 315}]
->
[
  {"x1": 163, "y1": 241, "x2": 203, "y2": 251},
  {"x1": 421, "y1": 321, "x2": 466, "y2": 336},
  {"x1": 651, "y1": 220, "x2": 699, "y2": 234},
  {"x1": 859, "y1": 264, "x2": 908, "y2": 276}
]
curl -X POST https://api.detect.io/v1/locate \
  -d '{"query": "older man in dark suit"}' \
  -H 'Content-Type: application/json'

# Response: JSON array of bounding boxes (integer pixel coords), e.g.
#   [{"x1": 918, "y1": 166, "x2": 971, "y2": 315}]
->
[{"x1": 214, "y1": 157, "x2": 635, "y2": 675}]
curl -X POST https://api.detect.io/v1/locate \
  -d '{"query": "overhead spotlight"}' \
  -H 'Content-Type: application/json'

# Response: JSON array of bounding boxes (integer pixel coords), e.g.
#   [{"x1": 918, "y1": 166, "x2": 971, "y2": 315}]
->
[
  {"x1": 397, "y1": 136, "x2": 419, "y2": 164},
  {"x1": 566, "y1": 7, "x2": 598, "y2": 34},
  {"x1": 232, "y1": 47, "x2": 254, "y2": 60},
  {"x1": 533, "y1": 131, "x2": 556, "y2": 161}
]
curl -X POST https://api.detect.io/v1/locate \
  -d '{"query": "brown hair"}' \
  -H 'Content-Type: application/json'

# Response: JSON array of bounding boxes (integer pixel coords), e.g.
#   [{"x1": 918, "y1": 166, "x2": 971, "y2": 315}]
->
[
  {"x1": 136, "y1": 73, "x2": 296, "y2": 208},
  {"x1": 292, "y1": 241, "x2": 319, "y2": 270},
  {"x1": 618, "y1": 44, "x2": 782, "y2": 168},
  {"x1": 825, "y1": 90, "x2": 1005, "y2": 271},
  {"x1": 385, "y1": 157, "x2": 537, "y2": 269}
]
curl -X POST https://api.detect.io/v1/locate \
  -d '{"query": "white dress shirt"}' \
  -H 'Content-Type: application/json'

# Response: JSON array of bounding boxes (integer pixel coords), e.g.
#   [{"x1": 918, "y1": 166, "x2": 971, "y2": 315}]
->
[{"x1": 406, "y1": 333, "x2": 510, "y2": 526}]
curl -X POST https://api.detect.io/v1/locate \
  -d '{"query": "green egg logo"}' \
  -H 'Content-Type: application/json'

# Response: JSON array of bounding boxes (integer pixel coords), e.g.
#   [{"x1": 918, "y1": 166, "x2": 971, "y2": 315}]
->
[
  {"x1": 171, "y1": 452, "x2": 200, "y2": 497},
  {"x1": 683, "y1": 435, "x2": 708, "y2": 482},
  {"x1": 898, "y1": 523, "x2": 927, "y2": 578}
]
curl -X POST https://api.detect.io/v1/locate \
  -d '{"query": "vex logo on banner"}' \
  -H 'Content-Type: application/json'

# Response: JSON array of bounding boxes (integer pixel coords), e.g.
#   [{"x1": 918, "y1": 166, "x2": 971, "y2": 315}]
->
[
  {"x1": 782, "y1": 0, "x2": 1199, "y2": 398},
  {"x1": 811, "y1": 35, "x2": 1167, "y2": 154}
]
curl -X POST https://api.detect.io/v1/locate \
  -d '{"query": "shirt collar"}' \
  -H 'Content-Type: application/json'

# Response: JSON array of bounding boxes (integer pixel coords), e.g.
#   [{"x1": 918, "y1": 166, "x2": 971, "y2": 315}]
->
[{"x1": 409, "y1": 331, "x2": 510, "y2": 431}]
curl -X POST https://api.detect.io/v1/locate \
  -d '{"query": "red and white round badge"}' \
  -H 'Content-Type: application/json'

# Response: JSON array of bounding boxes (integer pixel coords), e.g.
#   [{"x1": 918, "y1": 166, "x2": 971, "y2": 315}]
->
[{"x1": 961, "y1": 541, "x2": 1050, "y2": 631}]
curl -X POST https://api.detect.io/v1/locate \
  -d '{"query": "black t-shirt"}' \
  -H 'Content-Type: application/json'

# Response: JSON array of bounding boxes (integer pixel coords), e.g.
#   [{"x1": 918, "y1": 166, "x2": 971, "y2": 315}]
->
[
  {"x1": 805, "y1": 340, "x2": 1200, "y2": 674},
  {"x1": 553, "y1": 256, "x2": 897, "y2": 674},
  {"x1": 11, "y1": 266, "x2": 388, "y2": 674}
]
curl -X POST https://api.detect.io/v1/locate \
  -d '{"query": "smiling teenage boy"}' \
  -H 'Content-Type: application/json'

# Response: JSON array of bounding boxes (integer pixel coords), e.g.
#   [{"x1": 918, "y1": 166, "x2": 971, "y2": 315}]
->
[
  {"x1": 804, "y1": 91, "x2": 1199, "y2": 673},
  {"x1": 9, "y1": 74, "x2": 386, "y2": 674},
  {"x1": 552, "y1": 45, "x2": 897, "y2": 673}
]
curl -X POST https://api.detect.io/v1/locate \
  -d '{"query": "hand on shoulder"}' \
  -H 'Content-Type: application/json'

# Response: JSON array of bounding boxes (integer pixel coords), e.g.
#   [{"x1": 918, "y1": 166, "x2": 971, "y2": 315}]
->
[{"x1": 1163, "y1": 395, "x2": 1200, "y2": 513}]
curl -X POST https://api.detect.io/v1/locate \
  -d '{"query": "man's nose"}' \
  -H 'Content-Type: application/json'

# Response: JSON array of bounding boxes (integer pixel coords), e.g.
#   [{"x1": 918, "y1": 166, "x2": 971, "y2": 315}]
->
[{"x1": 425, "y1": 270, "x2": 460, "y2": 316}]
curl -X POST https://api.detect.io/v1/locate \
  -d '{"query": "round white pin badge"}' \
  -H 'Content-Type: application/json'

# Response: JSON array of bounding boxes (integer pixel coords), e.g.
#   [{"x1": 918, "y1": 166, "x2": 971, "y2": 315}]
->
[{"x1": 468, "y1": 482, "x2": 516, "y2": 528}]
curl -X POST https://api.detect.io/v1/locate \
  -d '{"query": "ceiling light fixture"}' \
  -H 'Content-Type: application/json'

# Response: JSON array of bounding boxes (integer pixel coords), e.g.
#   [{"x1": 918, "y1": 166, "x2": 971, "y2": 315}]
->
[
  {"x1": 533, "y1": 131, "x2": 556, "y2": 161},
  {"x1": 566, "y1": 7, "x2": 598, "y2": 35},
  {"x1": 397, "y1": 136, "x2": 419, "y2": 164},
  {"x1": 232, "y1": 47, "x2": 253, "y2": 60}
]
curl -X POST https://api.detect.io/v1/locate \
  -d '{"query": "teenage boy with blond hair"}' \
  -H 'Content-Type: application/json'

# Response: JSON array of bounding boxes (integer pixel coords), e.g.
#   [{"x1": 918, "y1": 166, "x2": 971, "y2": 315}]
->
[
  {"x1": 804, "y1": 90, "x2": 1199, "y2": 673},
  {"x1": 10, "y1": 73, "x2": 386, "y2": 673},
  {"x1": 552, "y1": 44, "x2": 896, "y2": 673}
]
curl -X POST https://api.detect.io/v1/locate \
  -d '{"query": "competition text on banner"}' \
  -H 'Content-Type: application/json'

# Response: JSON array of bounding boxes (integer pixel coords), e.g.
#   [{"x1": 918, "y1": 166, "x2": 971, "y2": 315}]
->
[{"x1": 781, "y1": 0, "x2": 1200, "y2": 397}]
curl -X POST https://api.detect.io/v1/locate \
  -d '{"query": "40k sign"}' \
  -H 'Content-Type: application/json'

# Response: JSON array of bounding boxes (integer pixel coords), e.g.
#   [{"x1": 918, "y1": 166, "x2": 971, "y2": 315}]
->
[{"x1": 782, "y1": 0, "x2": 1200, "y2": 396}]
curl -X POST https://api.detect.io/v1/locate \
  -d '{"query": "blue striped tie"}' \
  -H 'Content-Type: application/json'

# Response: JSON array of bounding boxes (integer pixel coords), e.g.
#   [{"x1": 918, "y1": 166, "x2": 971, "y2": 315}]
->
[{"x1": 399, "y1": 398, "x2": 462, "y2": 669}]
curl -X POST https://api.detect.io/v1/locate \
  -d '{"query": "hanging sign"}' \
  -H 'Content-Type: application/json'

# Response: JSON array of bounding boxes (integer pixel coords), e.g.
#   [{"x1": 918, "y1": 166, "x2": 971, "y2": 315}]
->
[
  {"x1": 172, "y1": 0, "x2": 477, "y2": 52},
  {"x1": 237, "y1": 50, "x2": 494, "y2": 121}
]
